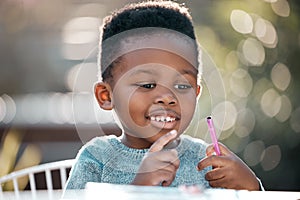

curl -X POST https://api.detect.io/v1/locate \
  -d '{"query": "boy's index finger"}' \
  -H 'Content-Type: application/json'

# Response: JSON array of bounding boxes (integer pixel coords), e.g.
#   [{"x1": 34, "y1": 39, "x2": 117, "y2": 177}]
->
[
  {"x1": 206, "y1": 144, "x2": 216, "y2": 156},
  {"x1": 149, "y1": 130, "x2": 178, "y2": 152},
  {"x1": 206, "y1": 142, "x2": 232, "y2": 156}
]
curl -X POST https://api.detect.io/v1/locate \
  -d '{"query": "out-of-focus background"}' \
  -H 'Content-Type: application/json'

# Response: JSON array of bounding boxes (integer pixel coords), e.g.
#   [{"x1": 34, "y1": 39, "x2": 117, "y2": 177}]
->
[{"x1": 0, "y1": 0, "x2": 299, "y2": 191}]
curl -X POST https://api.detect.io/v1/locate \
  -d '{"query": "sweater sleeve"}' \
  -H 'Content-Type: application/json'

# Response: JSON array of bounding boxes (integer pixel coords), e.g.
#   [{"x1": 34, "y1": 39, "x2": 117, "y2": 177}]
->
[{"x1": 65, "y1": 147, "x2": 104, "y2": 190}]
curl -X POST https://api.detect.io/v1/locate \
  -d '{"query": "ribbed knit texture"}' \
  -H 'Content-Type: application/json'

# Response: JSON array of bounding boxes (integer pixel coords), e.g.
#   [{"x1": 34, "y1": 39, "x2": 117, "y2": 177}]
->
[{"x1": 65, "y1": 134, "x2": 211, "y2": 190}]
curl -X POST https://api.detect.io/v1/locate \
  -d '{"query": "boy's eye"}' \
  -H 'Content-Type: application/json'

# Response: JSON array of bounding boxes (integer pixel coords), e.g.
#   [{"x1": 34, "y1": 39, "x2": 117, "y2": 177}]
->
[
  {"x1": 174, "y1": 84, "x2": 192, "y2": 89},
  {"x1": 138, "y1": 83, "x2": 156, "y2": 89}
]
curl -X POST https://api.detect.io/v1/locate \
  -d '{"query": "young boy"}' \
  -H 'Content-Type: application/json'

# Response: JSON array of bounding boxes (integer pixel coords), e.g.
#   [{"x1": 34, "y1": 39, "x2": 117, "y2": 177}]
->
[{"x1": 65, "y1": 0, "x2": 262, "y2": 191}]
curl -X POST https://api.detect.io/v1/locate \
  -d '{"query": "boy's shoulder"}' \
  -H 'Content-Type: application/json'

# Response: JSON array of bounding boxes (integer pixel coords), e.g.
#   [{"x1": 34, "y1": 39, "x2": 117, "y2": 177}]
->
[
  {"x1": 77, "y1": 135, "x2": 119, "y2": 158},
  {"x1": 84, "y1": 134, "x2": 118, "y2": 150}
]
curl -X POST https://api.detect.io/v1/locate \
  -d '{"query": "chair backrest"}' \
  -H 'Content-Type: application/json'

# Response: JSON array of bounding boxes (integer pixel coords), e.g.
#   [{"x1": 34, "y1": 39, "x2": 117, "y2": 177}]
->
[{"x1": 0, "y1": 159, "x2": 75, "y2": 198}]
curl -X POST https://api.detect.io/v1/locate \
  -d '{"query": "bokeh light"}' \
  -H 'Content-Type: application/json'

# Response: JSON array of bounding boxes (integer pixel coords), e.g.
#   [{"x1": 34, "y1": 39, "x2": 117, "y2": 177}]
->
[
  {"x1": 20, "y1": 94, "x2": 44, "y2": 124},
  {"x1": 2, "y1": 93, "x2": 115, "y2": 126},
  {"x1": 0, "y1": 97, "x2": 5, "y2": 122},
  {"x1": 225, "y1": 51, "x2": 239, "y2": 71},
  {"x1": 243, "y1": 140, "x2": 265, "y2": 167},
  {"x1": 226, "y1": 134, "x2": 250, "y2": 154},
  {"x1": 260, "y1": 88, "x2": 281, "y2": 117},
  {"x1": 271, "y1": 0, "x2": 290, "y2": 17},
  {"x1": 252, "y1": 78, "x2": 273, "y2": 103},
  {"x1": 0, "y1": 94, "x2": 16, "y2": 123},
  {"x1": 275, "y1": 95, "x2": 292, "y2": 122},
  {"x1": 254, "y1": 18, "x2": 278, "y2": 48},
  {"x1": 240, "y1": 38, "x2": 265, "y2": 66},
  {"x1": 48, "y1": 93, "x2": 72, "y2": 124},
  {"x1": 230, "y1": 68, "x2": 253, "y2": 98},
  {"x1": 212, "y1": 101, "x2": 237, "y2": 132},
  {"x1": 230, "y1": 10, "x2": 253, "y2": 34},
  {"x1": 72, "y1": 93, "x2": 98, "y2": 124},
  {"x1": 235, "y1": 108, "x2": 256, "y2": 138},
  {"x1": 62, "y1": 17, "x2": 100, "y2": 45},
  {"x1": 271, "y1": 62, "x2": 291, "y2": 91},
  {"x1": 263, "y1": 0, "x2": 277, "y2": 3},
  {"x1": 62, "y1": 17, "x2": 100, "y2": 60},
  {"x1": 261, "y1": 145, "x2": 281, "y2": 171}
]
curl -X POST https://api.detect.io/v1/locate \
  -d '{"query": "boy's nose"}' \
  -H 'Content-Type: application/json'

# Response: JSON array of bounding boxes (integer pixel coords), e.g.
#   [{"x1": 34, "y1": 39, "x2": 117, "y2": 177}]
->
[{"x1": 154, "y1": 87, "x2": 177, "y2": 105}]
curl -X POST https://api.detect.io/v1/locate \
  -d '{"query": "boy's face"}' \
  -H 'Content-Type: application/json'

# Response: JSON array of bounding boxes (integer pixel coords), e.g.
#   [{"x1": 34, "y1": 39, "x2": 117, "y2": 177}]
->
[{"x1": 97, "y1": 49, "x2": 200, "y2": 148}]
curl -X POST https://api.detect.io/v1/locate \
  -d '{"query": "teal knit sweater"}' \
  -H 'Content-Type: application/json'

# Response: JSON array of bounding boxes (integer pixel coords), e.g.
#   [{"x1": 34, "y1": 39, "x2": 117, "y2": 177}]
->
[{"x1": 65, "y1": 134, "x2": 211, "y2": 190}]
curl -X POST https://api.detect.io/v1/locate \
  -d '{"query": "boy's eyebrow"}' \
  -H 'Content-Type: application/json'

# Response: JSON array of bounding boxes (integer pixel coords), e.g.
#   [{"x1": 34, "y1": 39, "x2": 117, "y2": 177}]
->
[
  {"x1": 130, "y1": 68, "x2": 198, "y2": 77},
  {"x1": 179, "y1": 68, "x2": 198, "y2": 76},
  {"x1": 130, "y1": 69, "x2": 157, "y2": 76}
]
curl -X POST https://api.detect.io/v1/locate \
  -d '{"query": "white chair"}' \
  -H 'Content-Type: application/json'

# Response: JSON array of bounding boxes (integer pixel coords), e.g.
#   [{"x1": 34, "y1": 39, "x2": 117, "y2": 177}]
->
[{"x1": 0, "y1": 159, "x2": 75, "y2": 199}]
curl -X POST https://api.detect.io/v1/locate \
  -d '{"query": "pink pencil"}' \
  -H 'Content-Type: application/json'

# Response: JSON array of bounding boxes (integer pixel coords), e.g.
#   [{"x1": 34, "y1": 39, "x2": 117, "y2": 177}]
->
[{"x1": 206, "y1": 116, "x2": 221, "y2": 156}]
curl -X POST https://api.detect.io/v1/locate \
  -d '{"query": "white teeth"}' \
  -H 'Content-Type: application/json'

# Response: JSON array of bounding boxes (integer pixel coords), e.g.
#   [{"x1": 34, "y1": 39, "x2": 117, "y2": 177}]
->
[{"x1": 150, "y1": 116, "x2": 175, "y2": 122}]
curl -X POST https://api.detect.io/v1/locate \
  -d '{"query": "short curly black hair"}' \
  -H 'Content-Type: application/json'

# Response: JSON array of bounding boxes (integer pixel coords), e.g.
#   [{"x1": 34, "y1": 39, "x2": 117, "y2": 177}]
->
[
  {"x1": 100, "y1": 0, "x2": 197, "y2": 81},
  {"x1": 102, "y1": 0, "x2": 195, "y2": 41}
]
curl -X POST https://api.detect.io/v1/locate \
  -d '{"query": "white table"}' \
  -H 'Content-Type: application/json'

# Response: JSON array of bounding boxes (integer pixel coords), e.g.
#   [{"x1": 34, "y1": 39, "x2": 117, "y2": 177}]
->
[
  {"x1": 0, "y1": 190, "x2": 63, "y2": 200},
  {"x1": 2, "y1": 184, "x2": 300, "y2": 200},
  {"x1": 65, "y1": 183, "x2": 300, "y2": 200}
]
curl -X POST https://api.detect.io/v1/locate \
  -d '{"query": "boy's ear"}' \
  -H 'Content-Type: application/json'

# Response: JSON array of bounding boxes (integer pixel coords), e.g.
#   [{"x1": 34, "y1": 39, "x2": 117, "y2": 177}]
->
[
  {"x1": 196, "y1": 85, "x2": 201, "y2": 97},
  {"x1": 94, "y1": 82, "x2": 113, "y2": 110}
]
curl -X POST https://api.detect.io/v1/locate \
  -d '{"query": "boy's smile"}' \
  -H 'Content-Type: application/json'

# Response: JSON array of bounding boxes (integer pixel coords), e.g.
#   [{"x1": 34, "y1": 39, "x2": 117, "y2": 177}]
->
[
  {"x1": 96, "y1": 48, "x2": 200, "y2": 149},
  {"x1": 146, "y1": 108, "x2": 180, "y2": 130}
]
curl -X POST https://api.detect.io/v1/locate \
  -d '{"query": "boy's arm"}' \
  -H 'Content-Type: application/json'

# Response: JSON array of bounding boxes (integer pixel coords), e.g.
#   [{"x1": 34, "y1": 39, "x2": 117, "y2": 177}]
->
[{"x1": 197, "y1": 143, "x2": 262, "y2": 191}]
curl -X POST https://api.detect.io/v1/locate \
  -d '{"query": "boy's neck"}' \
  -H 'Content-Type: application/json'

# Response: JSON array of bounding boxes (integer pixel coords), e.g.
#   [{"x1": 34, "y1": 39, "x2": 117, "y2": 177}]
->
[
  {"x1": 120, "y1": 134, "x2": 152, "y2": 149},
  {"x1": 119, "y1": 133, "x2": 181, "y2": 150}
]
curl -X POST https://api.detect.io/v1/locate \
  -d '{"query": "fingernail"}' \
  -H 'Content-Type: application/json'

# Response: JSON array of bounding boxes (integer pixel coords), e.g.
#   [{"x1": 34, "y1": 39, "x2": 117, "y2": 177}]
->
[{"x1": 169, "y1": 130, "x2": 177, "y2": 135}]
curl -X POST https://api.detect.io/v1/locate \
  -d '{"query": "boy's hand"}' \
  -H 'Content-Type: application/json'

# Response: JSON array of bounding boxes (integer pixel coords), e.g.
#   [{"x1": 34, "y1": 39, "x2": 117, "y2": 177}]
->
[
  {"x1": 131, "y1": 130, "x2": 180, "y2": 186},
  {"x1": 197, "y1": 143, "x2": 260, "y2": 191}
]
